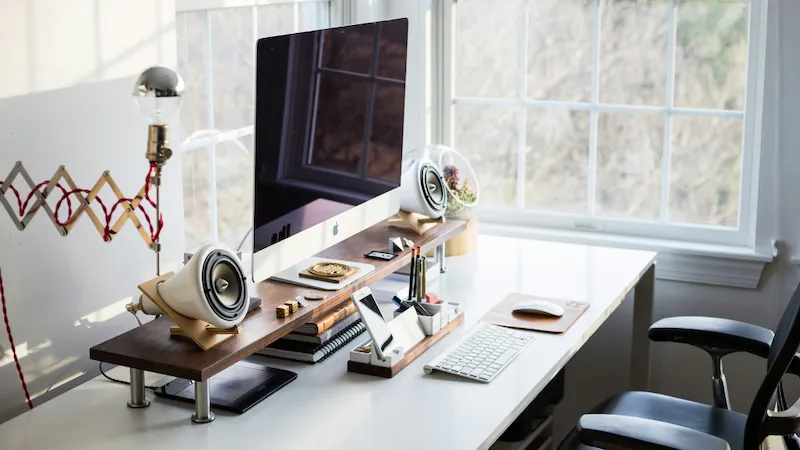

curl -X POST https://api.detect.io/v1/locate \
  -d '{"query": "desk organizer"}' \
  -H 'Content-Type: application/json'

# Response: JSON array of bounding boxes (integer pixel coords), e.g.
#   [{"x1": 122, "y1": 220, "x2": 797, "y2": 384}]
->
[{"x1": 348, "y1": 302, "x2": 464, "y2": 378}]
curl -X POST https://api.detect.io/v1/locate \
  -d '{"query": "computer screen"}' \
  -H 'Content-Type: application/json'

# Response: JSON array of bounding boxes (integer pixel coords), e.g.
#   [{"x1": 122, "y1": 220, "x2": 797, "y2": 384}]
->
[{"x1": 253, "y1": 19, "x2": 408, "y2": 252}]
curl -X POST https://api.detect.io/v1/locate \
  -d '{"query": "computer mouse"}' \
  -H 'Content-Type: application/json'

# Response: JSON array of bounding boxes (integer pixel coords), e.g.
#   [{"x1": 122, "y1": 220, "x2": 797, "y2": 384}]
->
[{"x1": 512, "y1": 300, "x2": 564, "y2": 318}]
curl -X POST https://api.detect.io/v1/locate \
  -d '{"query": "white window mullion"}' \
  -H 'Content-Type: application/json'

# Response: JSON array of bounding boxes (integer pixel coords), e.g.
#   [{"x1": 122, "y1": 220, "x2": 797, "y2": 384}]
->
[
  {"x1": 452, "y1": 97, "x2": 744, "y2": 119},
  {"x1": 743, "y1": 0, "x2": 769, "y2": 249},
  {"x1": 587, "y1": 0, "x2": 601, "y2": 217},
  {"x1": 660, "y1": 0, "x2": 678, "y2": 223},
  {"x1": 431, "y1": 0, "x2": 453, "y2": 146},
  {"x1": 203, "y1": 11, "x2": 220, "y2": 242},
  {"x1": 177, "y1": 0, "x2": 329, "y2": 13},
  {"x1": 516, "y1": 0, "x2": 529, "y2": 210},
  {"x1": 252, "y1": 5, "x2": 259, "y2": 47},
  {"x1": 330, "y1": 0, "x2": 355, "y2": 27}
]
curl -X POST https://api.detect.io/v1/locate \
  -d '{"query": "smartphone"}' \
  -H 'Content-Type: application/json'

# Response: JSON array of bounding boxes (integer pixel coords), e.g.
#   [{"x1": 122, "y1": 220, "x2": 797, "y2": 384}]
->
[{"x1": 351, "y1": 287, "x2": 394, "y2": 360}]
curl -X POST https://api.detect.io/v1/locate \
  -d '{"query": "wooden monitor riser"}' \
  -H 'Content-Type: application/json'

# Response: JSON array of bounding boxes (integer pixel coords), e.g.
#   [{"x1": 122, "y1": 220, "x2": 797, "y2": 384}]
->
[{"x1": 90, "y1": 219, "x2": 466, "y2": 381}]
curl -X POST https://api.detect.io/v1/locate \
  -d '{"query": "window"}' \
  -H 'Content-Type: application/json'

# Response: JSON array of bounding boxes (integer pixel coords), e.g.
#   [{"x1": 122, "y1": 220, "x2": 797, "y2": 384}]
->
[
  {"x1": 176, "y1": 0, "x2": 330, "y2": 251},
  {"x1": 437, "y1": 0, "x2": 767, "y2": 248}
]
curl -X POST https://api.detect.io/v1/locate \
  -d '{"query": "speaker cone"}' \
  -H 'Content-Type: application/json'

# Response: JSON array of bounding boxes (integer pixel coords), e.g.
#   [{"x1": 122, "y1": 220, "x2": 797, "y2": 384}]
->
[
  {"x1": 202, "y1": 250, "x2": 248, "y2": 323},
  {"x1": 399, "y1": 158, "x2": 448, "y2": 219},
  {"x1": 419, "y1": 163, "x2": 447, "y2": 214}
]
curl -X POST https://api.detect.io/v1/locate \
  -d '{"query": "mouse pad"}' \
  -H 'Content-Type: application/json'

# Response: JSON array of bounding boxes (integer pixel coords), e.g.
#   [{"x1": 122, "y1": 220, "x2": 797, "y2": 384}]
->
[{"x1": 480, "y1": 293, "x2": 589, "y2": 334}]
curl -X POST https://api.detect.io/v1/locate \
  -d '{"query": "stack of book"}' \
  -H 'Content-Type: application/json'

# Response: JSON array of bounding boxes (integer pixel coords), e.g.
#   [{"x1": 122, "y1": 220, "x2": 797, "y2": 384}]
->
[{"x1": 257, "y1": 302, "x2": 365, "y2": 363}]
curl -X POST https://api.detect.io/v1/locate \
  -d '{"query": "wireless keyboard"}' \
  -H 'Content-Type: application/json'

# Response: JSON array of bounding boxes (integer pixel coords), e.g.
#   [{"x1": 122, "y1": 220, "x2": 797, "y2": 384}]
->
[{"x1": 424, "y1": 323, "x2": 535, "y2": 383}]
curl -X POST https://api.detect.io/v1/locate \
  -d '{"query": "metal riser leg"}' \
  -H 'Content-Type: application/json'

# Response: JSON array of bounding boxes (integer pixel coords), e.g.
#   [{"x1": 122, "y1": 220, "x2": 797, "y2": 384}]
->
[
  {"x1": 127, "y1": 368, "x2": 150, "y2": 408},
  {"x1": 191, "y1": 379, "x2": 215, "y2": 423},
  {"x1": 437, "y1": 242, "x2": 447, "y2": 273}
]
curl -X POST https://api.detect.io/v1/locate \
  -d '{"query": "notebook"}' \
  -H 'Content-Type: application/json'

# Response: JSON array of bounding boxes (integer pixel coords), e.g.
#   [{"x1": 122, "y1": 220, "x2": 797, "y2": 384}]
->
[
  {"x1": 293, "y1": 302, "x2": 357, "y2": 335},
  {"x1": 257, "y1": 320, "x2": 365, "y2": 363},
  {"x1": 281, "y1": 313, "x2": 360, "y2": 344}
]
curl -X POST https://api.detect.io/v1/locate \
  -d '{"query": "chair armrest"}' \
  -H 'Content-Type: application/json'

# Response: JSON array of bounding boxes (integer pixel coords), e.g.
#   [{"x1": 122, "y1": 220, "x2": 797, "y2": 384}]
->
[
  {"x1": 577, "y1": 414, "x2": 731, "y2": 450},
  {"x1": 648, "y1": 316, "x2": 773, "y2": 356}
]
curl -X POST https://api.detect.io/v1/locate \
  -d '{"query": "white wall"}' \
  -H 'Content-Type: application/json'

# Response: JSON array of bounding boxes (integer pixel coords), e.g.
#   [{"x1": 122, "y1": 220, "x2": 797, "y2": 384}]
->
[{"x1": 0, "y1": 0, "x2": 182, "y2": 423}]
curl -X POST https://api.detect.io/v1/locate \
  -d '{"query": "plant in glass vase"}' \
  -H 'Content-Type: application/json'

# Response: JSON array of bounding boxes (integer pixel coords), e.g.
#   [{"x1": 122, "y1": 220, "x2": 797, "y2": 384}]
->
[{"x1": 442, "y1": 163, "x2": 478, "y2": 219}]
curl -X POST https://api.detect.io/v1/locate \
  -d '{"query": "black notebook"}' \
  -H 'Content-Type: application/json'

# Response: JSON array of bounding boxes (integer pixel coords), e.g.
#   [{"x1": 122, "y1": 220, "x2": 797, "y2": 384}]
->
[{"x1": 256, "y1": 320, "x2": 365, "y2": 363}]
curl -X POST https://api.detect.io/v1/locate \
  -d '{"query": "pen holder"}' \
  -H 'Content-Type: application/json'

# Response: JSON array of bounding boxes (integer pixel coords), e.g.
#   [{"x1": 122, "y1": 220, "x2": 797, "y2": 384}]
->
[{"x1": 417, "y1": 304, "x2": 442, "y2": 336}]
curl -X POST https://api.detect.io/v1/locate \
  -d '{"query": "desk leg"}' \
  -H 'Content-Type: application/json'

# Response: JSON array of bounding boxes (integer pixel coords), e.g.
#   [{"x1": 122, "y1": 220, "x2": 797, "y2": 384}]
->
[
  {"x1": 127, "y1": 368, "x2": 150, "y2": 408},
  {"x1": 191, "y1": 379, "x2": 215, "y2": 423},
  {"x1": 631, "y1": 263, "x2": 655, "y2": 391},
  {"x1": 437, "y1": 242, "x2": 447, "y2": 273}
]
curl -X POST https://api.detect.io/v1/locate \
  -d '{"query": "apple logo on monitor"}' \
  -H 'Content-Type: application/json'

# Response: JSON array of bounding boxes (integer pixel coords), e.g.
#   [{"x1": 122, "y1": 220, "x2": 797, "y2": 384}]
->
[{"x1": 333, "y1": 222, "x2": 339, "y2": 236}]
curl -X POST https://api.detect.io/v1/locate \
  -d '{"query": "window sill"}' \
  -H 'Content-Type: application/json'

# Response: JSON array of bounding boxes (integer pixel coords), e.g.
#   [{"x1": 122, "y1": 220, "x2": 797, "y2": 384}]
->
[{"x1": 479, "y1": 223, "x2": 774, "y2": 289}]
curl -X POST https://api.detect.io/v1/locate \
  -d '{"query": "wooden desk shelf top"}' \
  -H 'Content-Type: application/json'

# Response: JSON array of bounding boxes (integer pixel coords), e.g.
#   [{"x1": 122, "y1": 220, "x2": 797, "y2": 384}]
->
[{"x1": 89, "y1": 219, "x2": 466, "y2": 381}]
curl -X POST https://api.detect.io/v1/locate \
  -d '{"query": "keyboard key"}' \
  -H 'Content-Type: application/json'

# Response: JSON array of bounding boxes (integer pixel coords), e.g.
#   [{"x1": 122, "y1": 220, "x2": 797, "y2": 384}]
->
[
  {"x1": 469, "y1": 367, "x2": 484, "y2": 376},
  {"x1": 494, "y1": 349, "x2": 517, "y2": 366},
  {"x1": 452, "y1": 365, "x2": 463, "y2": 372}
]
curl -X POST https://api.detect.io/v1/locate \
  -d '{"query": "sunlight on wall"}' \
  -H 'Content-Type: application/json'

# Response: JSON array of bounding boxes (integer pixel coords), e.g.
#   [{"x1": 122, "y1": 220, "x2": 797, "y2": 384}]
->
[
  {"x1": 0, "y1": 0, "x2": 176, "y2": 100},
  {"x1": 0, "y1": 340, "x2": 51, "y2": 368},
  {"x1": 78, "y1": 297, "x2": 134, "y2": 325}
]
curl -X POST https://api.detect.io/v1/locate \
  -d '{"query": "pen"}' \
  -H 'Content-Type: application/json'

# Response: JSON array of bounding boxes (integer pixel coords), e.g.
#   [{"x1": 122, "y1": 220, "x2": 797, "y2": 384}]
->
[
  {"x1": 421, "y1": 256, "x2": 427, "y2": 301},
  {"x1": 417, "y1": 253, "x2": 423, "y2": 302},
  {"x1": 414, "y1": 247, "x2": 422, "y2": 301},
  {"x1": 408, "y1": 247, "x2": 417, "y2": 302}
]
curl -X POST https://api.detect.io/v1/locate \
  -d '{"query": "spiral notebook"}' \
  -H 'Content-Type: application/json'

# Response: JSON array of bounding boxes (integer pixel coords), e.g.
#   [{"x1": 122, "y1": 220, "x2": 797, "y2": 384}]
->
[{"x1": 257, "y1": 320, "x2": 366, "y2": 363}]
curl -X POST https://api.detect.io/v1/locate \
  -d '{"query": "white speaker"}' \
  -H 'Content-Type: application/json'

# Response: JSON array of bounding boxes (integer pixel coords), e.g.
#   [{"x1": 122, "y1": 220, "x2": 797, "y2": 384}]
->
[
  {"x1": 399, "y1": 158, "x2": 448, "y2": 219},
  {"x1": 137, "y1": 243, "x2": 249, "y2": 329}
]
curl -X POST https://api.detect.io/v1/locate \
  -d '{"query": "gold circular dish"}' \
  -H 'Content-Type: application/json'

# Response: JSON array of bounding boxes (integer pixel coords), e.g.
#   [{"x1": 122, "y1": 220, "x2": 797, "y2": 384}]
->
[{"x1": 308, "y1": 262, "x2": 353, "y2": 278}]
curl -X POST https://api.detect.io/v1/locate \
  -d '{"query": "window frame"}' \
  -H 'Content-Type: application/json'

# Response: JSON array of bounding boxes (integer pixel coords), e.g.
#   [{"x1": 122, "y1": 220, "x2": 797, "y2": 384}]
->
[
  {"x1": 432, "y1": 0, "x2": 771, "y2": 251},
  {"x1": 175, "y1": 0, "x2": 332, "y2": 243}
]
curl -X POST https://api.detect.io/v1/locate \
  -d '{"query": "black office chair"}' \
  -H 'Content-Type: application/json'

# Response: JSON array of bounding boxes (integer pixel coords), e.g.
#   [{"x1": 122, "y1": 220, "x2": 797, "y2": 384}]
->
[{"x1": 558, "y1": 283, "x2": 800, "y2": 450}]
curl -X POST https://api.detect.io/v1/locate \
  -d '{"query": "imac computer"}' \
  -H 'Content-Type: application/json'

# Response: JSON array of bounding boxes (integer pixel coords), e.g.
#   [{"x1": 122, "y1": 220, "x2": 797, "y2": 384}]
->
[{"x1": 252, "y1": 18, "x2": 409, "y2": 283}]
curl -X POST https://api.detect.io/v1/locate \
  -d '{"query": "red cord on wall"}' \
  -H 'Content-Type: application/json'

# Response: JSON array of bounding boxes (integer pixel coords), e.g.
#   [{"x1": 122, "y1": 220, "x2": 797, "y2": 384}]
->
[
  {"x1": 0, "y1": 268, "x2": 33, "y2": 409},
  {"x1": 0, "y1": 165, "x2": 164, "y2": 410}
]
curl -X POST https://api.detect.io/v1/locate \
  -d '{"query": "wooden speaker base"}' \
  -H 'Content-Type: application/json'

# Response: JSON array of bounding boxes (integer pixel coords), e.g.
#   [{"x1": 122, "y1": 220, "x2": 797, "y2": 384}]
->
[
  {"x1": 347, "y1": 312, "x2": 465, "y2": 378},
  {"x1": 138, "y1": 273, "x2": 238, "y2": 351},
  {"x1": 388, "y1": 211, "x2": 445, "y2": 235},
  {"x1": 170, "y1": 325, "x2": 242, "y2": 336}
]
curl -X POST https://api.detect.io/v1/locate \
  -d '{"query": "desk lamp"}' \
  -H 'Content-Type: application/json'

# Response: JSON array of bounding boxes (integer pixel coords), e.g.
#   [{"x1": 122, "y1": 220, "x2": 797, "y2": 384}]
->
[
  {"x1": 124, "y1": 66, "x2": 183, "y2": 409},
  {"x1": 132, "y1": 66, "x2": 184, "y2": 276}
]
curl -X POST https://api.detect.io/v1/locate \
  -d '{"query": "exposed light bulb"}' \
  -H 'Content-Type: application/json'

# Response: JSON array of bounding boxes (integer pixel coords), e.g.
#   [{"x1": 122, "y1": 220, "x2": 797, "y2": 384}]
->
[{"x1": 132, "y1": 66, "x2": 185, "y2": 124}]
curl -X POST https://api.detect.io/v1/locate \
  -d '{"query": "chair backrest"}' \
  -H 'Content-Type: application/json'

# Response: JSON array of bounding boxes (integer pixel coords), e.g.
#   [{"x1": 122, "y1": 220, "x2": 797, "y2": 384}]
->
[{"x1": 744, "y1": 283, "x2": 800, "y2": 449}]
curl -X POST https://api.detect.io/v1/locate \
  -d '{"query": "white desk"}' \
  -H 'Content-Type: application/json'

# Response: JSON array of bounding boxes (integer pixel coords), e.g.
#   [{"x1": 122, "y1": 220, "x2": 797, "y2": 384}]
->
[{"x1": 0, "y1": 235, "x2": 655, "y2": 450}]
